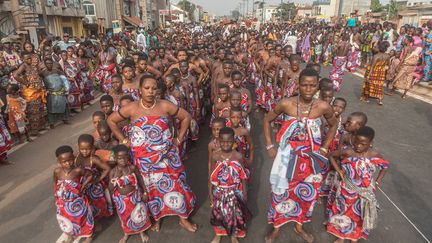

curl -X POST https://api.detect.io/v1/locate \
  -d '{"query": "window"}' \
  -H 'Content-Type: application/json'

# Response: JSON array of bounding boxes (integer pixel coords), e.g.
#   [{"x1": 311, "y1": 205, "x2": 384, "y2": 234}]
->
[
  {"x1": 63, "y1": 27, "x2": 73, "y2": 36},
  {"x1": 83, "y1": 4, "x2": 96, "y2": 16}
]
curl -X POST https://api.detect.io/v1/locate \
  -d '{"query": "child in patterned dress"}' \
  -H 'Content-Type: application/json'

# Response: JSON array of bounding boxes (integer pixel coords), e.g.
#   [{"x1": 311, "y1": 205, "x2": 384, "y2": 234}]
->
[
  {"x1": 53, "y1": 145, "x2": 94, "y2": 243},
  {"x1": 92, "y1": 111, "x2": 106, "y2": 142},
  {"x1": 109, "y1": 145, "x2": 151, "y2": 243},
  {"x1": 327, "y1": 126, "x2": 389, "y2": 242},
  {"x1": 6, "y1": 83, "x2": 31, "y2": 143},
  {"x1": 209, "y1": 127, "x2": 251, "y2": 243}
]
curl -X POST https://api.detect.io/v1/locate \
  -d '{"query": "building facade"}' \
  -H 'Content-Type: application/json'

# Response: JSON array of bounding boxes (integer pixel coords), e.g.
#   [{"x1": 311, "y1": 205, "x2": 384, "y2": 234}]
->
[
  {"x1": 312, "y1": 0, "x2": 335, "y2": 18},
  {"x1": 399, "y1": 3, "x2": 432, "y2": 27},
  {"x1": 1, "y1": 0, "x2": 84, "y2": 46},
  {"x1": 328, "y1": 0, "x2": 371, "y2": 17}
]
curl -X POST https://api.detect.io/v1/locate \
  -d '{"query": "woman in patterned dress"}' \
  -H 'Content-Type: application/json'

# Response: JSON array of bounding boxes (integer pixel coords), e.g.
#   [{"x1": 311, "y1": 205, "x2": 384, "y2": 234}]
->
[
  {"x1": 63, "y1": 47, "x2": 82, "y2": 110},
  {"x1": 361, "y1": 41, "x2": 390, "y2": 105},
  {"x1": 389, "y1": 37, "x2": 421, "y2": 98},
  {"x1": 107, "y1": 75, "x2": 197, "y2": 233},
  {"x1": 77, "y1": 48, "x2": 94, "y2": 105},
  {"x1": 263, "y1": 68, "x2": 338, "y2": 243},
  {"x1": 13, "y1": 51, "x2": 47, "y2": 136}
]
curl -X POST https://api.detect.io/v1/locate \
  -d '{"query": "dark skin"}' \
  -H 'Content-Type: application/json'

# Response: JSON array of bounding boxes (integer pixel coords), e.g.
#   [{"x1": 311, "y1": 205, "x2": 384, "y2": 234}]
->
[
  {"x1": 108, "y1": 150, "x2": 149, "y2": 243},
  {"x1": 53, "y1": 152, "x2": 93, "y2": 243},
  {"x1": 264, "y1": 75, "x2": 337, "y2": 243},
  {"x1": 209, "y1": 133, "x2": 247, "y2": 243},
  {"x1": 329, "y1": 135, "x2": 387, "y2": 185},
  {"x1": 108, "y1": 77, "x2": 123, "y2": 106},
  {"x1": 100, "y1": 101, "x2": 114, "y2": 117},
  {"x1": 230, "y1": 111, "x2": 254, "y2": 167},
  {"x1": 107, "y1": 77, "x2": 196, "y2": 233},
  {"x1": 6, "y1": 85, "x2": 33, "y2": 143},
  {"x1": 338, "y1": 116, "x2": 365, "y2": 150},
  {"x1": 231, "y1": 73, "x2": 253, "y2": 114},
  {"x1": 214, "y1": 87, "x2": 231, "y2": 118},
  {"x1": 75, "y1": 141, "x2": 111, "y2": 184},
  {"x1": 207, "y1": 121, "x2": 225, "y2": 178}
]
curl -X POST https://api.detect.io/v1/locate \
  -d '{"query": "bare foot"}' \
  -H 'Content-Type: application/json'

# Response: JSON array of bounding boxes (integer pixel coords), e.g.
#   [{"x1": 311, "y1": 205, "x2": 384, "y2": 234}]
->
[
  {"x1": 211, "y1": 235, "x2": 221, "y2": 243},
  {"x1": 27, "y1": 137, "x2": 33, "y2": 142},
  {"x1": 63, "y1": 120, "x2": 70, "y2": 125},
  {"x1": 294, "y1": 227, "x2": 314, "y2": 243},
  {"x1": 0, "y1": 159, "x2": 13, "y2": 165},
  {"x1": 50, "y1": 124, "x2": 55, "y2": 129},
  {"x1": 119, "y1": 235, "x2": 129, "y2": 243},
  {"x1": 82, "y1": 237, "x2": 93, "y2": 243},
  {"x1": 151, "y1": 220, "x2": 161, "y2": 232},
  {"x1": 63, "y1": 235, "x2": 74, "y2": 243},
  {"x1": 179, "y1": 218, "x2": 197, "y2": 233},
  {"x1": 231, "y1": 236, "x2": 239, "y2": 243},
  {"x1": 140, "y1": 232, "x2": 149, "y2": 242},
  {"x1": 94, "y1": 223, "x2": 102, "y2": 232},
  {"x1": 334, "y1": 238, "x2": 344, "y2": 243},
  {"x1": 265, "y1": 228, "x2": 280, "y2": 243}
]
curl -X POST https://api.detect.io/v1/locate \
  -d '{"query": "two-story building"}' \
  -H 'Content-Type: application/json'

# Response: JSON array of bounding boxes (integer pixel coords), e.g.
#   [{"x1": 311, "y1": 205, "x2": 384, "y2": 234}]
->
[{"x1": 1, "y1": 0, "x2": 85, "y2": 47}]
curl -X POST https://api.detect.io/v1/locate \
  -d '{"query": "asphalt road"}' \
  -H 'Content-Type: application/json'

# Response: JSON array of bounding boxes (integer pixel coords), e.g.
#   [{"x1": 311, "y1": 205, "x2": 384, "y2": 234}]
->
[{"x1": 0, "y1": 66, "x2": 430, "y2": 243}]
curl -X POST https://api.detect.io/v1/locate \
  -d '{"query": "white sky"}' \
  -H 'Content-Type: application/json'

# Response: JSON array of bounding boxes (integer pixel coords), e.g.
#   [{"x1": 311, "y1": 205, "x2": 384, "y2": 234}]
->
[{"x1": 180, "y1": 0, "x2": 392, "y2": 16}]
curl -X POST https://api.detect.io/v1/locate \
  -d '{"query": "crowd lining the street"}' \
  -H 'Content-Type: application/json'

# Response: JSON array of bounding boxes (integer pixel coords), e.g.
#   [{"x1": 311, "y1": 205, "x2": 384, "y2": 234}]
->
[{"x1": 2, "y1": 18, "x2": 431, "y2": 243}]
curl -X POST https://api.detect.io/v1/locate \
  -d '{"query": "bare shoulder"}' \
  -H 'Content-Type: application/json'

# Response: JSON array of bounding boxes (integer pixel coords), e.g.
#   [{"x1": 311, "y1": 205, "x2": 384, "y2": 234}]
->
[
  {"x1": 159, "y1": 99, "x2": 176, "y2": 109},
  {"x1": 232, "y1": 151, "x2": 244, "y2": 163},
  {"x1": 369, "y1": 149, "x2": 383, "y2": 158},
  {"x1": 315, "y1": 99, "x2": 332, "y2": 111},
  {"x1": 54, "y1": 167, "x2": 61, "y2": 174},
  {"x1": 239, "y1": 127, "x2": 249, "y2": 135}
]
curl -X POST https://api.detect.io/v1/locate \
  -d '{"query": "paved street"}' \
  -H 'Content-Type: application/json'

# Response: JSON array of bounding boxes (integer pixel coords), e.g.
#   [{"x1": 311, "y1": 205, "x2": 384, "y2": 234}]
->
[{"x1": 0, "y1": 66, "x2": 431, "y2": 243}]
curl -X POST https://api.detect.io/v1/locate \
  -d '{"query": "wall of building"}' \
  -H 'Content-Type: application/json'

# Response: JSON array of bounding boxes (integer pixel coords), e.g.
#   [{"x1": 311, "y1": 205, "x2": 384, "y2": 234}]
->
[
  {"x1": 338, "y1": 0, "x2": 371, "y2": 16},
  {"x1": 94, "y1": 0, "x2": 116, "y2": 28}
]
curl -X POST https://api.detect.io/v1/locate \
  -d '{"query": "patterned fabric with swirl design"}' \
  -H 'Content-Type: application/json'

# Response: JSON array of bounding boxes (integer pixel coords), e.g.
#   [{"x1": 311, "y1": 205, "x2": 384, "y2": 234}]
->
[
  {"x1": 129, "y1": 116, "x2": 196, "y2": 220},
  {"x1": 54, "y1": 179, "x2": 94, "y2": 237}
]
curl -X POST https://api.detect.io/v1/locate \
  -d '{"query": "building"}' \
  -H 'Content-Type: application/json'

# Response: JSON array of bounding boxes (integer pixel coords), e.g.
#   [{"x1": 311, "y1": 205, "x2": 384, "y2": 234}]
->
[
  {"x1": 146, "y1": 0, "x2": 167, "y2": 28},
  {"x1": 0, "y1": 0, "x2": 16, "y2": 38},
  {"x1": 83, "y1": 0, "x2": 116, "y2": 36},
  {"x1": 399, "y1": 3, "x2": 432, "y2": 26},
  {"x1": 296, "y1": 4, "x2": 313, "y2": 18},
  {"x1": 330, "y1": 0, "x2": 371, "y2": 17},
  {"x1": 1, "y1": 0, "x2": 85, "y2": 47},
  {"x1": 253, "y1": 5, "x2": 277, "y2": 23},
  {"x1": 312, "y1": 0, "x2": 335, "y2": 19},
  {"x1": 407, "y1": 0, "x2": 432, "y2": 6}
]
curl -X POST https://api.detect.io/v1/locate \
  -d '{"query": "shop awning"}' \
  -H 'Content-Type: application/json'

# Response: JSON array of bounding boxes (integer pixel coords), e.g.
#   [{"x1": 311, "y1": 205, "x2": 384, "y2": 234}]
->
[{"x1": 122, "y1": 16, "x2": 143, "y2": 27}]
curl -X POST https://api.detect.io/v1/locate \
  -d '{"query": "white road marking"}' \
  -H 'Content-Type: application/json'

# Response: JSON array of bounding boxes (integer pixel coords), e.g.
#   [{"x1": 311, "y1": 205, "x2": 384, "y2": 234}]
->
[{"x1": 378, "y1": 187, "x2": 431, "y2": 243}]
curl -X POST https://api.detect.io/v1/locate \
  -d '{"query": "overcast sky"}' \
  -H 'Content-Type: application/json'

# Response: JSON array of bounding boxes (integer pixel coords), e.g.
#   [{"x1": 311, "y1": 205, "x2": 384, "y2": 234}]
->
[
  {"x1": 178, "y1": 0, "x2": 391, "y2": 16},
  {"x1": 180, "y1": 0, "x2": 312, "y2": 16}
]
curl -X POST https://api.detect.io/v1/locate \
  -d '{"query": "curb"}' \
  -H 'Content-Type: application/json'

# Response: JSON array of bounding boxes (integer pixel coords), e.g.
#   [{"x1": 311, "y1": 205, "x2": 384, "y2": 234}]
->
[{"x1": 353, "y1": 71, "x2": 432, "y2": 105}]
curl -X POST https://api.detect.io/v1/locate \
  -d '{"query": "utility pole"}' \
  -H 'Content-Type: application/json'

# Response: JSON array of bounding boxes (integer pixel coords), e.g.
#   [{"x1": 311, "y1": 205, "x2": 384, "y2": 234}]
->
[{"x1": 262, "y1": 0, "x2": 265, "y2": 23}]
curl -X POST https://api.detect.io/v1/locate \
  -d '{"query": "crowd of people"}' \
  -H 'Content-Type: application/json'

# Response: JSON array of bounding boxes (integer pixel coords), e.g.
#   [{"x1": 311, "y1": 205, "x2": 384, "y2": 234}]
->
[{"x1": 7, "y1": 17, "x2": 431, "y2": 242}]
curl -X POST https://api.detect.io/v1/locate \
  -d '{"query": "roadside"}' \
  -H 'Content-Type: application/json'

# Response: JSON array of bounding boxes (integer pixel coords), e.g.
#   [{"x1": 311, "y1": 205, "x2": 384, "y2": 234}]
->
[{"x1": 354, "y1": 68, "x2": 432, "y2": 104}]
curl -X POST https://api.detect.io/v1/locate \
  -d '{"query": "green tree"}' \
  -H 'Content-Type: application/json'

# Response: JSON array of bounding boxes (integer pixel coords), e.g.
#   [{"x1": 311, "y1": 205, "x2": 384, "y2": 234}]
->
[
  {"x1": 387, "y1": 0, "x2": 399, "y2": 20},
  {"x1": 275, "y1": 2, "x2": 296, "y2": 21},
  {"x1": 231, "y1": 10, "x2": 241, "y2": 19},
  {"x1": 178, "y1": 0, "x2": 196, "y2": 22},
  {"x1": 371, "y1": 0, "x2": 383, "y2": 12}
]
